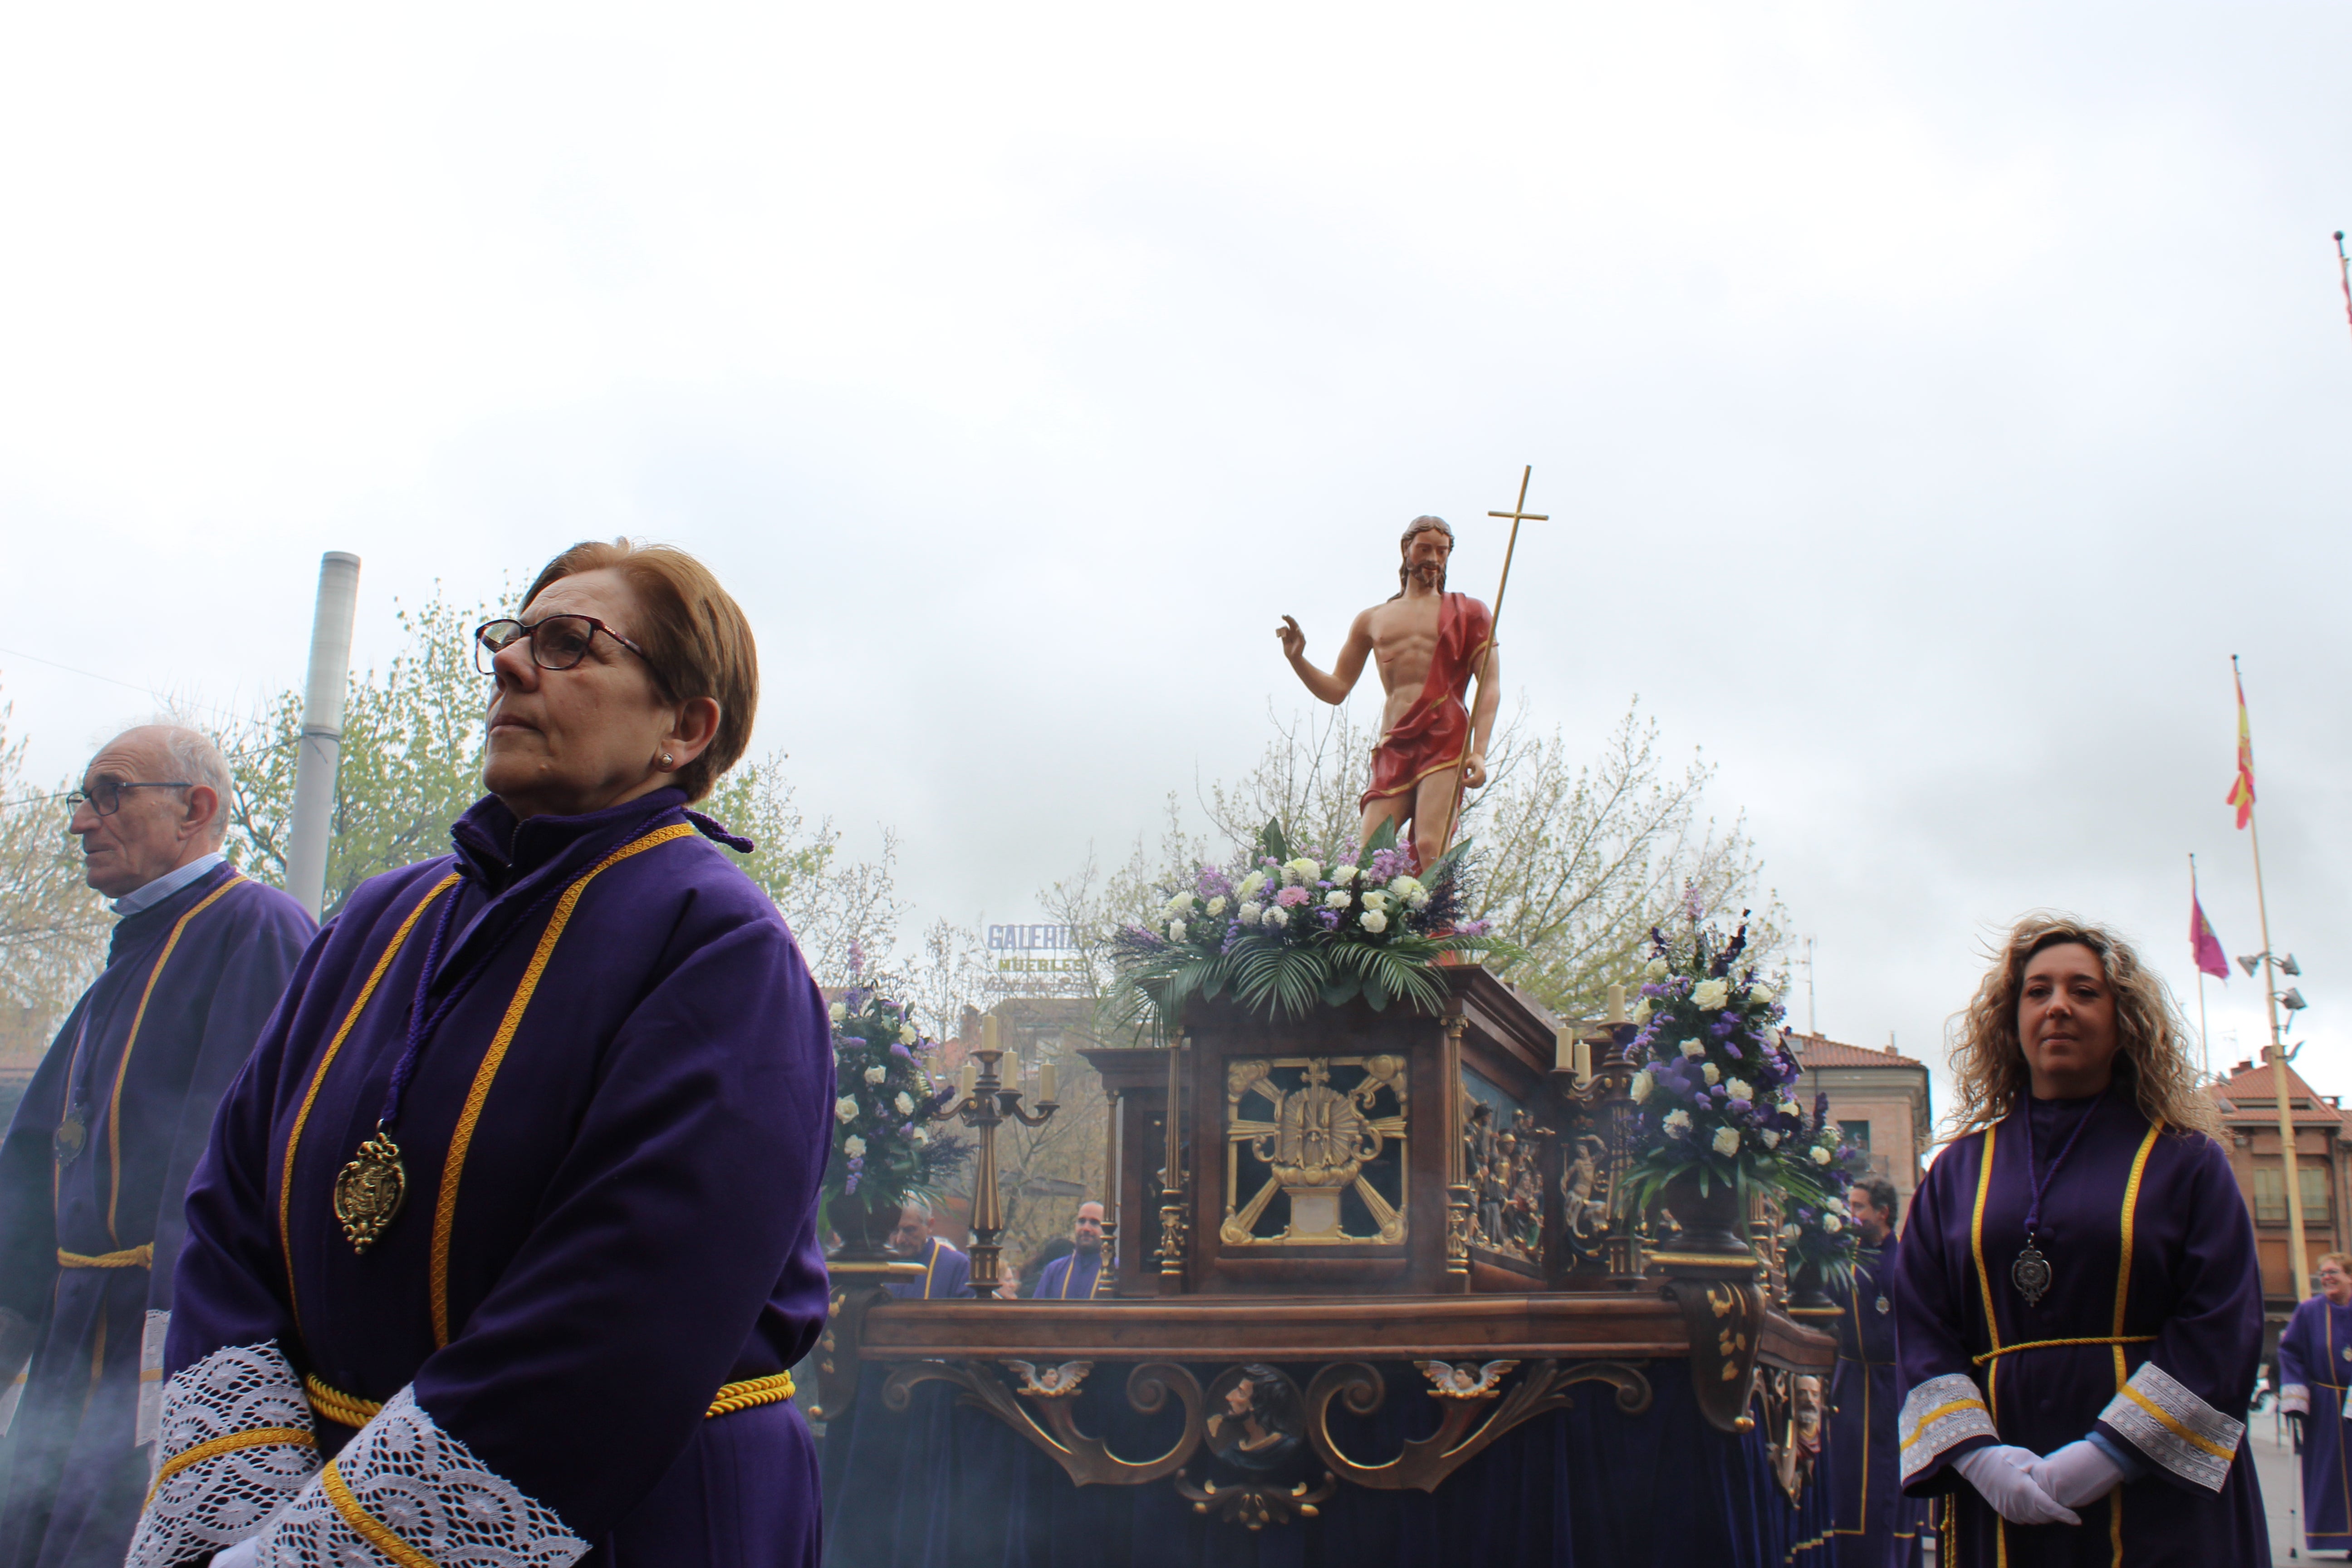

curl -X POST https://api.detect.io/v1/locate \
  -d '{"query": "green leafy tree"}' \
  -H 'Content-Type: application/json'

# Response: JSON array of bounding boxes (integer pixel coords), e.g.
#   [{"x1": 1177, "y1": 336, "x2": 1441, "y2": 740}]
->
[{"x1": 0, "y1": 693, "x2": 108, "y2": 1069}]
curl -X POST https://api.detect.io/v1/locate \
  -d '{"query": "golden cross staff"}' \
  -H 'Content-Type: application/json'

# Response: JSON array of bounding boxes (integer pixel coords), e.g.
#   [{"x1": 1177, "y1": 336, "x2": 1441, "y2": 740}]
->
[{"x1": 1436, "y1": 465, "x2": 1545, "y2": 857}]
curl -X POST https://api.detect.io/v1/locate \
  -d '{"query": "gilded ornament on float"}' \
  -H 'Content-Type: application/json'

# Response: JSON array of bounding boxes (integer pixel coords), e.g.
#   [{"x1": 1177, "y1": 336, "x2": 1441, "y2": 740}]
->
[{"x1": 1221, "y1": 1055, "x2": 1406, "y2": 1245}]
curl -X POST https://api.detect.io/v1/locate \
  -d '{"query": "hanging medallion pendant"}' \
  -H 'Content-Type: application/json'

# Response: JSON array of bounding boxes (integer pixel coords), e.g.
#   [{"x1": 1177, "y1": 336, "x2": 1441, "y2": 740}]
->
[
  {"x1": 2011, "y1": 1241, "x2": 2053, "y2": 1305},
  {"x1": 333, "y1": 1123, "x2": 407, "y2": 1254},
  {"x1": 52, "y1": 1114, "x2": 86, "y2": 1167}
]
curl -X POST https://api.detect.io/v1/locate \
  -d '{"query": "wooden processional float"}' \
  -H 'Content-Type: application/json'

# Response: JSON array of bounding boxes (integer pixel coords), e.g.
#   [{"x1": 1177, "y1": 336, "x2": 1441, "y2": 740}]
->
[{"x1": 810, "y1": 966, "x2": 1837, "y2": 1532}]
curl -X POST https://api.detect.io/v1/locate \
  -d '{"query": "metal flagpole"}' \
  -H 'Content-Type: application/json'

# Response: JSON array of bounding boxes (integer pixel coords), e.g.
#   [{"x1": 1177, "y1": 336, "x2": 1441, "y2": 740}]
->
[
  {"x1": 2238, "y1": 656, "x2": 2309, "y2": 1301},
  {"x1": 2191, "y1": 853, "x2": 2211, "y2": 1082}
]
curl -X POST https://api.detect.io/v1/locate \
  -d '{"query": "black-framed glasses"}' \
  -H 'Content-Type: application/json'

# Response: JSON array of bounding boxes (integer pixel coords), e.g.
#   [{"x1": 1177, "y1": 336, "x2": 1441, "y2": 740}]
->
[
  {"x1": 67, "y1": 781, "x2": 191, "y2": 817},
  {"x1": 474, "y1": 615, "x2": 663, "y2": 687}
]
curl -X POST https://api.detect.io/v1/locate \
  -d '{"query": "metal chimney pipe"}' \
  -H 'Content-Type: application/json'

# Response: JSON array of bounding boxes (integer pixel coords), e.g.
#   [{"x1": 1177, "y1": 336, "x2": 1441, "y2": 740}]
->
[{"x1": 283, "y1": 552, "x2": 362, "y2": 920}]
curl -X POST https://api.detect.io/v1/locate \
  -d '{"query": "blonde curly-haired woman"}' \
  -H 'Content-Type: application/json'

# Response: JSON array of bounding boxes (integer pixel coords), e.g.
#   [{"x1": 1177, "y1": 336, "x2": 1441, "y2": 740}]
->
[{"x1": 1894, "y1": 916, "x2": 2265, "y2": 1566}]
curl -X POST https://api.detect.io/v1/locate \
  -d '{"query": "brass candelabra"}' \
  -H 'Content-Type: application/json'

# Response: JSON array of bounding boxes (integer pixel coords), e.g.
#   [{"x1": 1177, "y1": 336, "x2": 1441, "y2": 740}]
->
[{"x1": 931, "y1": 1016, "x2": 1059, "y2": 1298}]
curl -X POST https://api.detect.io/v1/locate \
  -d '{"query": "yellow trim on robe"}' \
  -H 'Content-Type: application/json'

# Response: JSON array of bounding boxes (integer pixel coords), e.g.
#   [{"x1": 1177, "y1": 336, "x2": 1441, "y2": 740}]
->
[
  {"x1": 305, "y1": 1371, "x2": 794, "y2": 1428},
  {"x1": 278, "y1": 873, "x2": 459, "y2": 1336},
  {"x1": 320, "y1": 1460, "x2": 437, "y2": 1568},
  {"x1": 105, "y1": 873, "x2": 245, "y2": 1243},
  {"x1": 56, "y1": 1245, "x2": 152, "y2": 1269},
  {"x1": 143, "y1": 1426, "x2": 317, "y2": 1507},
  {"x1": 430, "y1": 823, "x2": 696, "y2": 1347}
]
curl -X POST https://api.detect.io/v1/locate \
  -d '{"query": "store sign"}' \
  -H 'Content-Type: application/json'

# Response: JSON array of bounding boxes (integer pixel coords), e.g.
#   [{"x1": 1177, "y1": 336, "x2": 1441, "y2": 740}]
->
[{"x1": 989, "y1": 923, "x2": 1087, "y2": 976}]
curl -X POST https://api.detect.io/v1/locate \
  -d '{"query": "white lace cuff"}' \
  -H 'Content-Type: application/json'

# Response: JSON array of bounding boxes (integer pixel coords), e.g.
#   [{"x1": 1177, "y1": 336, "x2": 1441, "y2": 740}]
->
[
  {"x1": 252, "y1": 1386, "x2": 588, "y2": 1568},
  {"x1": 126, "y1": 1340, "x2": 321, "y2": 1568},
  {"x1": 1898, "y1": 1372, "x2": 1995, "y2": 1484},
  {"x1": 2281, "y1": 1384, "x2": 2311, "y2": 1416},
  {"x1": 2099, "y1": 1360, "x2": 2244, "y2": 1492}
]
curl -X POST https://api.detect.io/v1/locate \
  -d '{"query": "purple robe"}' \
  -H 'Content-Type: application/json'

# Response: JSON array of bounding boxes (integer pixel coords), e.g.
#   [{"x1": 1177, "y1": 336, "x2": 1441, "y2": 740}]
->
[
  {"x1": 1894, "y1": 1093, "x2": 2267, "y2": 1566},
  {"x1": 2274, "y1": 1292, "x2": 2352, "y2": 1550},
  {"x1": 1029, "y1": 1249, "x2": 1102, "y2": 1300},
  {"x1": 1820, "y1": 1231, "x2": 1926, "y2": 1567},
  {"x1": 0, "y1": 862, "x2": 312, "y2": 1568},
  {"x1": 124, "y1": 791, "x2": 834, "y2": 1568},
  {"x1": 886, "y1": 1238, "x2": 971, "y2": 1300}
]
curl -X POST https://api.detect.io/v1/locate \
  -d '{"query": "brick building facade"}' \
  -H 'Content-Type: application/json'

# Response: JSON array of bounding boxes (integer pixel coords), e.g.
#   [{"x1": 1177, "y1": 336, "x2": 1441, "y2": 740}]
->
[{"x1": 1787, "y1": 1033, "x2": 1934, "y2": 1203}]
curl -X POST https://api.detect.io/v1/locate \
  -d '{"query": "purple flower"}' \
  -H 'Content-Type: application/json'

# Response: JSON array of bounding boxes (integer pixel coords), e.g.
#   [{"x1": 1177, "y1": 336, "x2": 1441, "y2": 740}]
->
[
  {"x1": 1318, "y1": 908, "x2": 1342, "y2": 930},
  {"x1": 890, "y1": 1042, "x2": 912, "y2": 1060},
  {"x1": 844, "y1": 1173, "x2": 861, "y2": 1194}
]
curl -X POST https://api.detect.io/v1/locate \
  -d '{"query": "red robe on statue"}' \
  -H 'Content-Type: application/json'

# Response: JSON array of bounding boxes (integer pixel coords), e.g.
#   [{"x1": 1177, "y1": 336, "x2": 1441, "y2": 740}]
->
[{"x1": 1359, "y1": 591, "x2": 1494, "y2": 813}]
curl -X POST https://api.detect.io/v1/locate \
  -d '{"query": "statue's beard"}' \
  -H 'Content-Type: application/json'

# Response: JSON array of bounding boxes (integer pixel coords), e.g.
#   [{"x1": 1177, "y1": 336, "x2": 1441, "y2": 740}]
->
[{"x1": 1412, "y1": 563, "x2": 1444, "y2": 588}]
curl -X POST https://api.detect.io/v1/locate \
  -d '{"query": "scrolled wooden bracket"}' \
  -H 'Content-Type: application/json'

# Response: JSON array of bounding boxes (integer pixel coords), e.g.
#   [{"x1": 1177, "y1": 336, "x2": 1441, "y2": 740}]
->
[
  {"x1": 808, "y1": 1280, "x2": 893, "y2": 1423},
  {"x1": 1664, "y1": 1277, "x2": 1767, "y2": 1433},
  {"x1": 882, "y1": 1359, "x2": 1205, "y2": 1486},
  {"x1": 1304, "y1": 1357, "x2": 1652, "y2": 1492}
]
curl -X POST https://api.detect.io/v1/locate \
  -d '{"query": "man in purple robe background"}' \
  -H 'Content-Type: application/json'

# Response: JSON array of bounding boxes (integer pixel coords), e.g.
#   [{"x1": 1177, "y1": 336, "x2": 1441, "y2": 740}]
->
[
  {"x1": 0, "y1": 726, "x2": 313, "y2": 1568},
  {"x1": 1820, "y1": 1177, "x2": 1926, "y2": 1567},
  {"x1": 2276, "y1": 1250, "x2": 2352, "y2": 1555},
  {"x1": 886, "y1": 1201, "x2": 971, "y2": 1300}
]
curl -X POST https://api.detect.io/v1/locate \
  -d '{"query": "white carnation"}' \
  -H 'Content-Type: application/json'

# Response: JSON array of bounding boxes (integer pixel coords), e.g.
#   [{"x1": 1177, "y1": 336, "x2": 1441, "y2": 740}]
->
[
  {"x1": 843, "y1": 1135, "x2": 866, "y2": 1158},
  {"x1": 1701, "y1": 1063, "x2": 1720, "y2": 1085},
  {"x1": 1761, "y1": 1129, "x2": 1782, "y2": 1149},
  {"x1": 1662, "y1": 1109, "x2": 1693, "y2": 1136},
  {"x1": 1822, "y1": 1214, "x2": 1844, "y2": 1234},
  {"x1": 1283, "y1": 857, "x2": 1321, "y2": 885},
  {"x1": 894, "y1": 1092, "x2": 916, "y2": 1116},
  {"x1": 1680, "y1": 1039, "x2": 1705, "y2": 1060},
  {"x1": 829, "y1": 1002, "x2": 848, "y2": 1023},
  {"x1": 1324, "y1": 890, "x2": 1352, "y2": 910},
  {"x1": 1164, "y1": 892, "x2": 1194, "y2": 917},
  {"x1": 898, "y1": 1024, "x2": 917, "y2": 1046},
  {"x1": 1629, "y1": 1069, "x2": 1654, "y2": 1102},
  {"x1": 1239, "y1": 902, "x2": 1264, "y2": 926},
  {"x1": 1168, "y1": 919, "x2": 1187, "y2": 942},
  {"x1": 1331, "y1": 864, "x2": 1359, "y2": 885},
  {"x1": 1764, "y1": 1026, "x2": 1784, "y2": 1050},
  {"x1": 1710, "y1": 1126, "x2": 1742, "y2": 1158},
  {"x1": 1692, "y1": 978, "x2": 1731, "y2": 1012},
  {"x1": 1644, "y1": 957, "x2": 1671, "y2": 981},
  {"x1": 833, "y1": 1096, "x2": 859, "y2": 1123},
  {"x1": 1265, "y1": 905, "x2": 1290, "y2": 928},
  {"x1": 1725, "y1": 1078, "x2": 1754, "y2": 1103},
  {"x1": 1632, "y1": 998, "x2": 1652, "y2": 1024},
  {"x1": 1750, "y1": 983, "x2": 1778, "y2": 1007},
  {"x1": 912, "y1": 1126, "x2": 931, "y2": 1146},
  {"x1": 1238, "y1": 871, "x2": 1269, "y2": 900},
  {"x1": 864, "y1": 1065, "x2": 888, "y2": 1085},
  {"x1": 1388, "y1": 875, "x2": 1425, "y2": 902},
  {"x1": 1362, "y1": 889, "x2": 1392, "y2": 912},
  {"x1": 1810, "y1": 1146, "x2": 1833, "y2": 1166},
  {"x1": 1361, "y1": 910, "x2": 1390, "y2": 934},
  {"x1": 1207, "y1": 897, "x2": 1227, "y2": 916}
]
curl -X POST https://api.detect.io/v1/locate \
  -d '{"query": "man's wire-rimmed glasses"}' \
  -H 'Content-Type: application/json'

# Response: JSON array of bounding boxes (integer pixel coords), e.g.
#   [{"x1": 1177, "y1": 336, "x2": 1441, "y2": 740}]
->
[
  {"x1": 474, "y1": 615, "x2": 662, "y2": 686},
  {"x1": 67, "y1": 781, "x2": 192, "y2": 817}
]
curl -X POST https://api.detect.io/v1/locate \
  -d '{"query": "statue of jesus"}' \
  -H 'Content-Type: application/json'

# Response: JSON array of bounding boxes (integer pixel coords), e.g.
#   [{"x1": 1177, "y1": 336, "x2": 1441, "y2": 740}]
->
[{"x1": 1275, "y1": 515, "x2": 1499, "y2": 872}]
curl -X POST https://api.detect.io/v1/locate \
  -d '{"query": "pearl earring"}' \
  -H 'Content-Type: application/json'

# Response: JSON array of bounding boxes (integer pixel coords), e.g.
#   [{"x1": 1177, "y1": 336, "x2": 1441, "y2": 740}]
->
[{"x1": 661, "y1": 752, "x2": 675, "y2": 768}]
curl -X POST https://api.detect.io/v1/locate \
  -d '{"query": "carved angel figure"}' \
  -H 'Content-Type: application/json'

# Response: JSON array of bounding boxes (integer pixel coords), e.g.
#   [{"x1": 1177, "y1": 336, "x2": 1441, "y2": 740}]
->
[
  {"x1": 1002, "y1": 1359, "x2": 1093, "y2": 1398},
  {"x1": 1415, "y1": 1358, "x2": 1521, "y2": 1399}
]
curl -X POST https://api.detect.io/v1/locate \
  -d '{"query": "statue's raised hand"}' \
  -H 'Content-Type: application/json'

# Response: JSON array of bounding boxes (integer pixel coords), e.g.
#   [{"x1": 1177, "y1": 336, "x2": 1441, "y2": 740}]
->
[{"x1": 1275, "y1": 615, "x2": 1307, "y2": 661}]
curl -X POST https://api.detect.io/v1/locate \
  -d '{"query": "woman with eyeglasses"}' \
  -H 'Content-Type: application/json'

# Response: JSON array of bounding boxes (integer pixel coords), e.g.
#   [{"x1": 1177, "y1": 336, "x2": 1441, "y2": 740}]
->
[{"x1": 127, "y1": 540, "x2": 834, "y2": 1568}]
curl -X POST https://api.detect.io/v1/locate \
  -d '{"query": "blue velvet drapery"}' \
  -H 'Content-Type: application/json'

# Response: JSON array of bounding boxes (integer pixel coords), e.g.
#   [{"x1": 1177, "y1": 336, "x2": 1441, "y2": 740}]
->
[{"x1": 821, "y1": 1359, "x2": 1832, "y2": 1567}]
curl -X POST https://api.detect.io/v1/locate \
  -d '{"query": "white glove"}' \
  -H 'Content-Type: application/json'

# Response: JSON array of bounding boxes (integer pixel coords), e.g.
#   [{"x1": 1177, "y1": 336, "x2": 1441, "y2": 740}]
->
[
  {"x1": 211, "y1": 1538, "x2": 263, "y2": 1568},
  {"x1": 1953, "y1": 1444, "x2": 2082, "y2": 1527},
  {"x1": 2025, "y1": 1439, "x2": 2127, "y2": 1509}
]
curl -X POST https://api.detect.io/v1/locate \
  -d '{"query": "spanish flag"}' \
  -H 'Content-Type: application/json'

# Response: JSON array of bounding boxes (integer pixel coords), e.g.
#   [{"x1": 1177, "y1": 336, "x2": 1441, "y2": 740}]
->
[{"x1": 2226, "y1": 659, "x2": 2256, "y2": 830}]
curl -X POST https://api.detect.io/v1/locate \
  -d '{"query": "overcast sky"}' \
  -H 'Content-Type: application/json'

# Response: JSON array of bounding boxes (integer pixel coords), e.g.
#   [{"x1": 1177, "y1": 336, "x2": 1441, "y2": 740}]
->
[{"x1": 3, "y1": 5, "x2": 2347, "y2": 1121}]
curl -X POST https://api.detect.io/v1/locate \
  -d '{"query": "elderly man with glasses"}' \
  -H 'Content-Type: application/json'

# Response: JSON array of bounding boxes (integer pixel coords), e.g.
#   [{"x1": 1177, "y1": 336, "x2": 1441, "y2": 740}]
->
[{"x1": 0, "y1": 725, "x2": 313, "y2": 1568}]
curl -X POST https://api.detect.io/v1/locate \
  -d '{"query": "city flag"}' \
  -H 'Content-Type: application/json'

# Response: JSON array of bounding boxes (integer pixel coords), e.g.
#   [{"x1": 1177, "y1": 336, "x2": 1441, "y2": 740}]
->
[
  {"x1": 2190, "y1": 887, "x2": 2230, "y2": 980},
  {"x1": 2226, "y1": 664, "x2": 2256, "y2": 829}
]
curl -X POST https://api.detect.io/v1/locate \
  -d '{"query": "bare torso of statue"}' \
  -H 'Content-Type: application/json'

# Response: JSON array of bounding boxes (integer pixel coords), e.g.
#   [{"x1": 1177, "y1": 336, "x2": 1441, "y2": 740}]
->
[{"x1": 1276, "y1": 516, "x2": 1499, "y2": 871}]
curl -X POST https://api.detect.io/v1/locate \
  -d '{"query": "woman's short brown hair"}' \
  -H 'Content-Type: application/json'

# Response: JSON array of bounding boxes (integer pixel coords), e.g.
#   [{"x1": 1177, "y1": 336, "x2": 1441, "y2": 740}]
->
[
  {"x1": 1946, "y1": 913, "x2": 2220, "y2": 1141},
  {"x1": 2319, "y1": 1252, "x2": 2352, "y2": 1277},
  {"x1": 522, "y1": 539, "x2": 757, "y2": 803}
]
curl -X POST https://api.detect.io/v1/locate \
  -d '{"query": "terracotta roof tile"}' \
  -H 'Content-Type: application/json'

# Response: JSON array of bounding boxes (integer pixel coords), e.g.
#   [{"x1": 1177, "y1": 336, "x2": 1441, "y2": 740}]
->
[
  {"x1": 2209, "y1": 1060, "x2": 2345, "y2": 1125},
  {"x1": 1788, "y1": 1034, "x2": 1926, "y2": 1069}
]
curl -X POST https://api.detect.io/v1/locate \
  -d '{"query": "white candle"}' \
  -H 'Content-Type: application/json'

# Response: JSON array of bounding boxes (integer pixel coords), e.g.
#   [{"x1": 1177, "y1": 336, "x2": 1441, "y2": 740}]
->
[
  {"x1": 1607, "y1": 983, "x2": 1627, "y2": 1024},
  {"x1": 1040, "y1": 1061, "x2": 1059, "y2": 1102},
  {"x1": 1575, "y1": 1037, "x2": 1592, "y2": 1084},
  {"x1": 959, "y1": 1058, "x2": 977, "y2": 1098},
  {"x1": 1003, "y1": 1048, "x2": 1021, "y2": 1088},
  {"x1": 1554, "y1": 1026, "x2": 1574, "y2": 1074},
  {"x1": 982, "y1": 1013, "x2": 1000, "y2": 1054}
]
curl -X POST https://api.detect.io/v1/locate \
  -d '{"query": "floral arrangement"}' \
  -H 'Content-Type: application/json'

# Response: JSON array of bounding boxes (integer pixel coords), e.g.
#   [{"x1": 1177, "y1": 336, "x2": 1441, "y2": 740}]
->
[
  {"x1": 1622, "y1": 908, "x2": 1836, "y2": 1214},
  {"x1": 1780, "y1": 1125, "x2": 1872, "y2": 1298},
  {"x1": 1110, "y1": 820, "x2": 1507, "y2": 1024},
  {"x1": 821, "y1": 985, "x2": 966, "y2": 1234}
]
